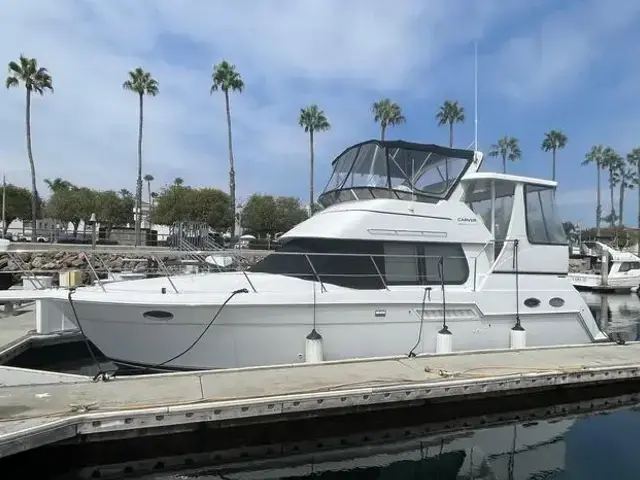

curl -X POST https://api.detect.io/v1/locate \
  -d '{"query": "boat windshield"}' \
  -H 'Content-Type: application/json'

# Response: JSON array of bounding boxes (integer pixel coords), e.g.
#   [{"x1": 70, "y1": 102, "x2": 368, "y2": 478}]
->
[{"x1": 318, "y1": 140, "x2": 475, "y2": 208}]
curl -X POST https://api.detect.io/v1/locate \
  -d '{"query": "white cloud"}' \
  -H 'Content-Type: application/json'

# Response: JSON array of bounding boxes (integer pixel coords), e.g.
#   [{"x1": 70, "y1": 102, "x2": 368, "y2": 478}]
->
[
  {"x1": 486, "y1": 0, "x2": 640, "y2": 104},
  {"x1": 0, "y1": 0, "x2": 637, "y2": 208}
]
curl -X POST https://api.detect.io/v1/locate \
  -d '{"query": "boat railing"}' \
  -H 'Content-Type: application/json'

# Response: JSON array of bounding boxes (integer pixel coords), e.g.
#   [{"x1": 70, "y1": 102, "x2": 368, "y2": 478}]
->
[{"x1": 0, "y1": 241, "x2": 521, "y2": 294}]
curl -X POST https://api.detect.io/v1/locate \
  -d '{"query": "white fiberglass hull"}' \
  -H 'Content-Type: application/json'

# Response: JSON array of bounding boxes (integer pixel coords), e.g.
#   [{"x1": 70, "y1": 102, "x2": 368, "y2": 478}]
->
[
  {"x1": 48, "y1": 272, "x2": 606, "y2": 370},
  {"x1": 569, "y1": 272, "x2": 640, "y2": 290}
]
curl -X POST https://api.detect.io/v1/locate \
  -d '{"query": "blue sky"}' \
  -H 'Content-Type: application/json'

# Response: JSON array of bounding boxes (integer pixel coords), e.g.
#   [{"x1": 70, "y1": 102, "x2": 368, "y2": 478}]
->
[{"x1": 1, "y1": 0, "x2": 640, "y2": 228}]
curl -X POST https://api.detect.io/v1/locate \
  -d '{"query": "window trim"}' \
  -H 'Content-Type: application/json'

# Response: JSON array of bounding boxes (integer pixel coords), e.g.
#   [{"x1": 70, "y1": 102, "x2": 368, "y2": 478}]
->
[{"x1": 523, "y1": 184, "x2": 569, "y2": 246}]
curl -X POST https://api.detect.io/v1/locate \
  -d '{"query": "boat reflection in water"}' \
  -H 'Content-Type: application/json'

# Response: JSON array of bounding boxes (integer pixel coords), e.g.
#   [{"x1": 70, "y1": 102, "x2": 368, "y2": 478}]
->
[
  {"x1": 81, "y1": 394, "x2": 640, "y2": 480},
  {"x1": 580, "y1": 291, "x2": 640, "y2": 342}
]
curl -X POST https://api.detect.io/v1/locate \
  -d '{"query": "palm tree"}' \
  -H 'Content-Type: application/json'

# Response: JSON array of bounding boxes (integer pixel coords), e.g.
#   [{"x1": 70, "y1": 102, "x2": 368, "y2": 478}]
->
[
  {"x1": 627, "y1": 147, "x2": 640, "y2": 254},
  {"x1": 582, "y1": 145, "x2": 607, "y2": 236},
  {"x1": 372, "y1": 99, "x2": 405, "y2": 141},
  {"x1": 123, "y1": 67, "x2": 159, "y2": 247},
  {"x1": 6, "y1": 55, "x2": 53, "y2": 241},
  {"x1": 541, "y1": 130, "x2": 568, "y2": 181},
  {"x1": 435, "y1": 100, "x2": 465, "y2": 147},
  {"x1": 602, "y1": 147, "x2": 621, "y2": 227},
  {"x1": 489, "y1": 137, "x2": 521, "y2": 173},
  {"x1": 143, "y1": 174, "x2": 154, "y2": 206},
  {"x1": 44, "y1": 177, "x2": 73, "y2": 193},
  {"x1": 173, "y1": 177, "x2": 184, "y2": 187},
  {"x1": 211, "y1": 60, "x2": 244, "y2": 236},
  {"x1": 612, "y1": 157, "x2": 636, "y2": 227},
  {"x1": 299, "y1": 105, "x2": 331, "y2": 216}
]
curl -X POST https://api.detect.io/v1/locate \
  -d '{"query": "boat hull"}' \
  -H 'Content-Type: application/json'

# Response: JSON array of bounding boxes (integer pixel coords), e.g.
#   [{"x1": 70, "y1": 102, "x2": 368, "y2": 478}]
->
[{"x1": 54, "y1": 283, "x2": 605, "y2": 370}]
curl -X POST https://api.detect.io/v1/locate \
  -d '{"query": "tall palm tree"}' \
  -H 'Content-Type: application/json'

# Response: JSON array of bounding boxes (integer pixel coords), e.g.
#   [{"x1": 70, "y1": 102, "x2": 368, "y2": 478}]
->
[
  {"x1": 541, "y1": 130, "x2": 568, "y2": 181},
  {"x1": 627, "y1": 147, "x2": 640, "y2": 253},
  {"x1": 173, "y1": 177, "x2": 184, "y2": 186},
  {"x1": 489, "y1": 136, "x2": 521, "y2": 174},
  {"x1": 582, "y1": 145, "x2": 607, "y2": 236},
  {"x1": 372, "y1": 99, "x2": 405, "y2": 141},
  {"x1": 612, "y1": 158, "x2": 636, "y2": 228},
  {"x1": 123, "y1": 67, "x2": 159, "y2": 247},
  {"x1": 435, "y1": 100, "x2": 465, "y2": 147},
  {"x1": 602, "y1": 147, "x2": 621, "y2": 227},
  {"x1": 6, "y1": 55, "x2": 53, "y2": 241},
  {"x1": 211, "y1": 60, "x2": 244, "y2": 236},
  {"x1": 299, "y1": 105, "x2": 331, "y2": 216},
  {"x1": 143, "y1": 174, "x2": 154, "y2": 206}
]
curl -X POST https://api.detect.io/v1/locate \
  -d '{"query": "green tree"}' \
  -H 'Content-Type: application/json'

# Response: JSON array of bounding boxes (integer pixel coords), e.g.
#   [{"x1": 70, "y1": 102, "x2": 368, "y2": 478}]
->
[
  {"x1": 46, "y1": 186, "x2": 95, "y2": 236},
  {"x1": 2, "y1": 184, "x2": 31, "y2": 235},
  {"x1": 372, "y1": 99, "x2": 405, "y2": 141},
  {"x1": 151, "y1": 182, "x2": 191, "y2": 226},
  {"x1": 489, "y1": 136, "x2": 521, "y2": 174},
  {"x1": 211, "y1": 60, "x2": 244, "y2": 236},
  {"x1": 582, "y1": 145, "x2": 608, "y2": 236},
  {"x1": 435, "y1": 100, "x2": 465, "y2": 147},
  {"x1": 541, "y1": 130, "x2": 568, "y2": 181},
  {"x1": 275, "y1": 196, "x2": 308, "y2": 233},
  {"x1": 6, "y1": 55, "x2": 53, "y2": 241},
  {"x1": 94, "y1": 190, "x2": 133, "y2": 234},
  {"x1": 299, "y1": 104, "x2": 331, "y2": 216},
  {"x1": 186, "y1": 188, "x2": 232, "y2": 229},
  {"x1": 123, "y1": 67, "x2": 159, "y2": 247},
  {"x1": 241, "y1": 194, "x2": 279, "y2": 236},
  {"x1": 627, "y1": 147, "x2": 640, "y2": 253},
  {"x1": 173, "y1": 177, "x2": 184, "y2": 186}
]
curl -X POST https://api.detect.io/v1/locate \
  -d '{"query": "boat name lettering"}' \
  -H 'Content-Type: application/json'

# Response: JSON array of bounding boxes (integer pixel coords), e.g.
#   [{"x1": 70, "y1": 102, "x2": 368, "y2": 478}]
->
[{"x1": 457, "y1": 217, "x2": 477, "y2": 223}]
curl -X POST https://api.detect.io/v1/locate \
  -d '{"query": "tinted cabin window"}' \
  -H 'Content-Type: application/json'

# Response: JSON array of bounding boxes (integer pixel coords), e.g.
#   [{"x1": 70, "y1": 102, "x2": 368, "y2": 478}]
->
[
  {"x1": 250, "y1": 238, "x2": 385, "y2": 289},
  {"x1": 251, "y1": 239, "x2": 469, "y2": 289},
  {"x1": 524, "y1": 185, "x2": 568, "y2": 245}
]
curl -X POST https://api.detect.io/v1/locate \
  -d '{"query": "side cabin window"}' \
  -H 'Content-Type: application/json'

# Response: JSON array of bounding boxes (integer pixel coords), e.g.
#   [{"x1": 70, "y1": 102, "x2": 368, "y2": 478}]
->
[
  {"x1": 249, "y1": 238, "x2": 469, "y2": 289},
  {"x1": 524, "y1": 184, "x2": 568, "y2": 245},
  {"x1": 619, "y1": 261, "x2": 640, "y2": 272},
  {"x1": 463, "y1": 179, "x2": 516, "y2": 259}
]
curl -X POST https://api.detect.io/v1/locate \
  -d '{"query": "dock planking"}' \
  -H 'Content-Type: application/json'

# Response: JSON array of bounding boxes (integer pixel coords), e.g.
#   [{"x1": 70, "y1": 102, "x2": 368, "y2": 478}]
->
[{"x1": 1, "y1": 341, "x2": 640, "y2": 459}]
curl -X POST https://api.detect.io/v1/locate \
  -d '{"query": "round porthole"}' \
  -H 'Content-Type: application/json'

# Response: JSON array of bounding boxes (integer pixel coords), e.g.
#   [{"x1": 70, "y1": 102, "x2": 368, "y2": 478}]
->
[
  {"x1": 524, "y1": 297, "x2": 541, "y2": 308},
  {"x1": 143, "y1": 310, "x2": 174, "y2": 321},
  {"x1": 549, "y1": 297, "x2": 565, "y2": 308}
]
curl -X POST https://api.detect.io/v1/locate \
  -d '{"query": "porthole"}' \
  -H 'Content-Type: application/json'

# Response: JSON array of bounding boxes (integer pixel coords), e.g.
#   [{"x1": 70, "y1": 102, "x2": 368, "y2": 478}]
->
[
  {"x1": 524, "y1": 297, "x2": 541, "y2": 308},
  {"x1": 549, "y1": 297, "x2": 565, "y2": 308},
  {"x1": 143, "y1": 310, "x2": 174, "y2": 321}
]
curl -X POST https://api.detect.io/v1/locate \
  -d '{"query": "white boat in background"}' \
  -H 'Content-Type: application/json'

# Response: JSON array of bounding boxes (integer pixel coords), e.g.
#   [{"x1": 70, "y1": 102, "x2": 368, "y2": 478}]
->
[
  {"x1": 569, "y1": 241, "x2": 640, "y2": 292},
  {"x1": 38, "y1": 139, "x2": 605, "y2": 370}
]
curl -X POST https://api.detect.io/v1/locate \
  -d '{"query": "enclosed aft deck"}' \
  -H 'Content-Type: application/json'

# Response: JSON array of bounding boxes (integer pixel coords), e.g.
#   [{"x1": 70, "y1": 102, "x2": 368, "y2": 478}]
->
[{"x1": 39, "y1": 140, "x2": 605, "y2": 370}]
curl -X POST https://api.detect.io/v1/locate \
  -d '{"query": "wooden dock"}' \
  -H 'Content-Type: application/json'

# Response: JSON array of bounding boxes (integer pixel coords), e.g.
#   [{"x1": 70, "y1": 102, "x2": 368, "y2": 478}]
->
[{"x1": 1, "y1": 341, "x2": 640, "y2": 460}]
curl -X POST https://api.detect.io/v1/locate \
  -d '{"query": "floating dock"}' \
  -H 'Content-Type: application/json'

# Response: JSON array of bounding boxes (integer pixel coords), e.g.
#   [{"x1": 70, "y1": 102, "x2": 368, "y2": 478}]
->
[
  {"x1": 0, "y1": 301, "x2": 82, "y2": 366},
  {"x1": 1, "y1": 341, "x2": 640, "y2": 461}
]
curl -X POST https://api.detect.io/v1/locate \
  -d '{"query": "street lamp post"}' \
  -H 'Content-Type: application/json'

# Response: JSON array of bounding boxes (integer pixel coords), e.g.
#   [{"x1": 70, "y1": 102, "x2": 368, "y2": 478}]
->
[{"x1": 90, "y1": 213, "x2": 97, "y2": 251}]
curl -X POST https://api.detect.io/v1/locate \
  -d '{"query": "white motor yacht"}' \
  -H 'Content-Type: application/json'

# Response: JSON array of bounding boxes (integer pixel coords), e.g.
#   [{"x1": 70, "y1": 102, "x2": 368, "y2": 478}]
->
[
  {"x1": 38, "y1": 140, "x2": 606, "y2": 370},
  {"x1": 569, "y1": 241, "x2": 640, "y2": 292}
]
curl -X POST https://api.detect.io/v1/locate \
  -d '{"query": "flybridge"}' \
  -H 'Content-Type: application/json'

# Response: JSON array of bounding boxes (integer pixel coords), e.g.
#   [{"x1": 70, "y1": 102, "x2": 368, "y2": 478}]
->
[{"x1": 318, "y1": 140, "x2": 482, "y2": 208}]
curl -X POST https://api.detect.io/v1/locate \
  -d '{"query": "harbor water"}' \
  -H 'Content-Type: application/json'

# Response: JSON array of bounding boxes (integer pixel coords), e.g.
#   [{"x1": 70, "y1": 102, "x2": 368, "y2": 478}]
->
[{"x1": 5, "y1": 291, "x2": 640, "y2": 480}]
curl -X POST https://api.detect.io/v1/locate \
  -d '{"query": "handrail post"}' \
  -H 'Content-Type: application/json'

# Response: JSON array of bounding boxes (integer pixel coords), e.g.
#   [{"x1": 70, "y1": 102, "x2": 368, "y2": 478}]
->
[
  {"x1": 370, "y1": 254, "x2": 389, "y2": 290},
  {"x1": 84, "y1": 252, "x2": 106, "y2": 293},
  {"x1": 154, "y1": 255, "x2": 179, "y2": 293},
  {"x1": 9, "y1": 251, "x2": 44, "y2": 289},
  {"x1": 305, "y1": 253, "x2": 326, "y2": 292},
  {"x1": 94, "y1": 252, "x2": 115, "y2": 282}
]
